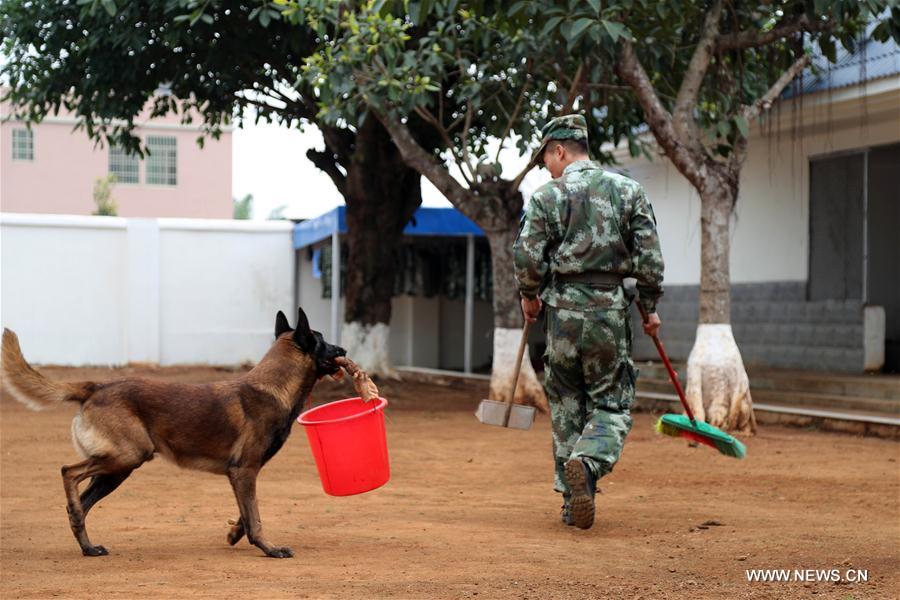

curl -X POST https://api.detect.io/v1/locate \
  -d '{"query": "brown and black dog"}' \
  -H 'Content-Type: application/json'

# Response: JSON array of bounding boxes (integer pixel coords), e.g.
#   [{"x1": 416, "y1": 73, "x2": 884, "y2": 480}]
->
[{"x1": 1, "y1": 307, "x2": 345, "y2": 558}]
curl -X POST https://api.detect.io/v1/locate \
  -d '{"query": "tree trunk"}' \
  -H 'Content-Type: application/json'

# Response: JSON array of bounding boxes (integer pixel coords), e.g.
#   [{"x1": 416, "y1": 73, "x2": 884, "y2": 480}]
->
[
  {"x1": 616, "y1": 29, "x2": 810, "y2": 435},
  {"x1": 340, "y1": 118, "x2": 422, "y2": 375},
  {"x1": 486, "y1": 224, "x2": 548, "y2": 413},
  {"x1": 684, "y1": 169, "x2": 756, "y2": 433},
  {"x1": 372, "y1": 109, "x2": 547, "y2": 410},
  {"x1": 698, "y1": 172, "x2": 733, "y2": 324}
]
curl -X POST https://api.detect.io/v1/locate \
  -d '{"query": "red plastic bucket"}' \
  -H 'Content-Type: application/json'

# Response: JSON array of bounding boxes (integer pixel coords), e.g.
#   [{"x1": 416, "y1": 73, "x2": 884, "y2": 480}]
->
[{"x1": 297, "y1": 397, "x2": 390, "y2": 496}]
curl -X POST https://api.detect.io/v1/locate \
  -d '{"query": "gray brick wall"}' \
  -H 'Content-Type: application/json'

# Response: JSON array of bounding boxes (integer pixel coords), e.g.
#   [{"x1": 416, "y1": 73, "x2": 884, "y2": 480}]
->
[{"x1": 631, "y1": 281, "x2": 869, "y2": 372}]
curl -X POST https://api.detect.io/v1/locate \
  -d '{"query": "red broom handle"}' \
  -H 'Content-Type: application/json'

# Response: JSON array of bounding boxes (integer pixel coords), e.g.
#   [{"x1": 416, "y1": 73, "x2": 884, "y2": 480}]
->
[{"x1": 635, "y1": 301, "x2": 698, "y2": 426}]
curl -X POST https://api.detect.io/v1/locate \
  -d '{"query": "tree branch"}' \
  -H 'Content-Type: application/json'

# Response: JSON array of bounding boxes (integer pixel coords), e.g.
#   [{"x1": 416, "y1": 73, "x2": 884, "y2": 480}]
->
[
  {"x1": 494, "y1": 65, "x2": 532, "y2": 164},
  {"x1": 373, "y1": 107, "x2": 484, "y2": 226},
  {"x1": 294, "y1": 95, "x2": 354, "y2": 163},
  {"x1": 587, "y1": 82, "x2": 634, "y2": 93},
  {"x1": 727, "y1": 133, "x2": 749, "y2": 178},
  {"x1": 306, "y1": 148, "x2": 347, "y2": 197},
  {"x1": 616, "y1": 40, "x2": 702, "y2": 189},
  {"x1": 510, "y1": 161, "x2": 535, "y2": 194},
  {"x1": 742, "y1": 53, "x2": 811, "y2": 121},
  {"x1": 674, "y1": 0, "x2": 723, "y2": 154},
  {"x1": 236, "y1": 95, "x2": 290, "y2": 121},
  {"x1": 459, "y1": 99, "x2": 479, "y2": 183},
  {"x1": 717, "y1": 15, "x2": 829, "y2": 51},
  {"x1": 414, "y1": 106, "x2": 454, "y2": 149},
  {"x1": 414, "y1": 105, "x2": 474, "y2": 186},
  {"x1": 561, "y1": 62, "x2": 584, "y2": 114}
]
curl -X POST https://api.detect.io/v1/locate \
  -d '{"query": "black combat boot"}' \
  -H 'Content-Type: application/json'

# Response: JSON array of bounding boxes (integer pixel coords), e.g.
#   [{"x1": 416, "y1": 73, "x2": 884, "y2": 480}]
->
[{"x1": 564, "y1": 458, "x2": 597, "y2": 529}]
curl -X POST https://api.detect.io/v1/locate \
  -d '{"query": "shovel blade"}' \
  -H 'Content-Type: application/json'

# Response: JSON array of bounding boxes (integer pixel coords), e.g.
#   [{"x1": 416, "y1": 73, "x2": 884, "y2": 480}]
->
[{"x1": 475, "y1": 399, "x2": 535, "y2": 430}]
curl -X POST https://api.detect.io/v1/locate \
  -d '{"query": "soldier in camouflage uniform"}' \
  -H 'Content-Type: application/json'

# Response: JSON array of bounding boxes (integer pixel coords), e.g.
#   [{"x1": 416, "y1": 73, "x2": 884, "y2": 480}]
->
[{"x1": 513, "y1": 115, "x2": 664, "y2": 530}]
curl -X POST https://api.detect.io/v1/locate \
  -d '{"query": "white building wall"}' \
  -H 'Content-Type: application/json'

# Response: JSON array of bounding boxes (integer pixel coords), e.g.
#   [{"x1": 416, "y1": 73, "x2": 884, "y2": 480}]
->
[
  {"x1": 157, "y1": 220, "x2": 294, "y2": 365},
  {"x1": 616, "y1": 79, "x2": 900, "y2": 285},
  {"x1": 296, "y1": 248, "x2": 342, "y2": 343},
  {"x1": 438, "y1": 296, "x2": 494, "y2": 371},
  {"x1": 1, "y1": 215, "x2": 129, "y2": 364},
  {"x1": 1, "y1": 214, "x2": 293, "y2": 366},
  {"x1": 295, "y1": 243, "x2": 495, "y2": 371}
]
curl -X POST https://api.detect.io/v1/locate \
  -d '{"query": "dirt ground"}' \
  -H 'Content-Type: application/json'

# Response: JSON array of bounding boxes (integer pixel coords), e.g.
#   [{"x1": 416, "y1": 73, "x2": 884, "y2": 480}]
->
[{"x1": 1, "y1": 365, "x2": 898, "y2": 599}]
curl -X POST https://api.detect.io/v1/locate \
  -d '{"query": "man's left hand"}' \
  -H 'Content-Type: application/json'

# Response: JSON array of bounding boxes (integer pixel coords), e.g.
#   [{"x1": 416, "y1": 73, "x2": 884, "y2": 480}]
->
[
  {"x1": 521, "y1": 296, "x2": 542, "y2": 323},
  {"x1": 642, "y1": 312, "x2": 661, "y2": 337}
]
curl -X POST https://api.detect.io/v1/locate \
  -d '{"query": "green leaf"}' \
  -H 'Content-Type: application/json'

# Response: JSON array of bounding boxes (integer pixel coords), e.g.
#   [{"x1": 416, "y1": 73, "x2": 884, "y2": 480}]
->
[
  {"x1": 408, "y1": 2, "x2": 422, "y2": 27},
  {"x1": 417, "y1": 0, "x2": 433, "y2": 26},
  {"x1": 870, "y1": 20, "x2": 889, "y2": 42},
  {"x1": 508, "y1": 1, "x2": 529, "y2": 17},
  {"x1": 717, "y1": 120, "x2": 731, "y2": 138},
  {"x1": 100, "y1": 0, "x2": 116, "y2": 16},
  {"x1": 601, "y1": 20, "x2": 629, "y2": 43},
  {"x1": 541, "y1": 15, "x2": 564, "y2": 37},
  {"x1": 734, "y1": 115, "x2": 749, "y2": 138},
  {"x1": 819, "y1": 36, "x2": 837, "y2": 62},
  {"x1": 568, "y1": 18, "x2": 594, "y2": 42},
  {"x1": 587, "y1": 0, "x2": 601, "y2": 14},
  {"x1": 628, "y1": 136, "x2": 639, "y2": 157}
]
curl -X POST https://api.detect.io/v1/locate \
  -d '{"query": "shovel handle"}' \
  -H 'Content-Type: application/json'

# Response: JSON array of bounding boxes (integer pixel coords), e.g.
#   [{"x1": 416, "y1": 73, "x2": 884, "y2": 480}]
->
[
  {"x1": 503, "y1": 320, "x2": 531, "y2": 427},
  {"x1": 634, "y1": 301, "x2": 697, "y2": 426}
]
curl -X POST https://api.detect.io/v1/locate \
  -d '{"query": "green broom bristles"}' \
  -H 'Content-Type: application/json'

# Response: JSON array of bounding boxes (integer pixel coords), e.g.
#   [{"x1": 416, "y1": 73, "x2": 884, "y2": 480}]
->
[{"x1": 656, "y1": 414, "x2": 746, "y2": 459}]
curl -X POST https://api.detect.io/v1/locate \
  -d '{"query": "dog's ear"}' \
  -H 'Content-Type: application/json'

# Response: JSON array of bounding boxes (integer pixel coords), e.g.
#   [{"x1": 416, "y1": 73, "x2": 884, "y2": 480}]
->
[
  {"x1": 275, "y1": 310, "x2": 292, "y2": 339},
  {"x1": 292, "y1": 306, "x2": 314, "y2": 353}
]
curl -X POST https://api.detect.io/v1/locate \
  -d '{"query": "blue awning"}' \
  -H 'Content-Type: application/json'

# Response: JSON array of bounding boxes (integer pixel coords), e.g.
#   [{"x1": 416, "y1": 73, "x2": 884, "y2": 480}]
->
[
  {"x1": 293, "y1": 206, "x2": 485, "y2": 249},
  {"x1": 293, "y1": 207, "x2": 345, "y2": 249}
]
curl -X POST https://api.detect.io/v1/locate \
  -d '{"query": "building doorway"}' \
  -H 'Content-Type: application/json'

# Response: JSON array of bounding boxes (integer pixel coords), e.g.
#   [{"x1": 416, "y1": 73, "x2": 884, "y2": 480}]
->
[{"x1": 809, "y1": 143, "x2": 900, "y2": 372}]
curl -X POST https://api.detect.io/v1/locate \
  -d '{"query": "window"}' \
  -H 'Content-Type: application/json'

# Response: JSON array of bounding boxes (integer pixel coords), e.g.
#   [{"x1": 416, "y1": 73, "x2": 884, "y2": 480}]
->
[
  {"x1": 12, "y1": 128, "x2": 33, "y2": 161},
  {"x1": 108, "y1": 146, "x2": 140, "y2": 183},
  {"x1": 146, "y1": 135, "x2": 177, "y2": 186}
]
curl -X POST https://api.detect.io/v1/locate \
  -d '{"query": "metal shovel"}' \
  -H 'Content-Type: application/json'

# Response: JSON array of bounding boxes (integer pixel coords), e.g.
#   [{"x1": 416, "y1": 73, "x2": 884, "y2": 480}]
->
[{"x1": 475, "y1": 321, "x2": 536, "y2": 430}]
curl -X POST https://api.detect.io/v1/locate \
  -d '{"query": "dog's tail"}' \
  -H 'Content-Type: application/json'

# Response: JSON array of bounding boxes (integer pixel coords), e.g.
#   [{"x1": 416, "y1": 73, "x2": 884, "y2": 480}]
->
[{"x1": 1, "y1": 328, "x2": 97, "y2": 411}]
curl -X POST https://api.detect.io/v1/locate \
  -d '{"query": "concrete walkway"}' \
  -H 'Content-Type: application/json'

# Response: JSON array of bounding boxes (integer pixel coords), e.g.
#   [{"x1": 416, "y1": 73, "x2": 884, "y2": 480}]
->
[{"x1": 635, "y1": 362, "x2": 900, "y2": 438}]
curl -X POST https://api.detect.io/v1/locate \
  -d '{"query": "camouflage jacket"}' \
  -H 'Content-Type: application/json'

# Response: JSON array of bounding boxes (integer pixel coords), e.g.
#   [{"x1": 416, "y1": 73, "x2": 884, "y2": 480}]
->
[{"x1": 513, "y1": 160, "x2": 664, "y2": 313}]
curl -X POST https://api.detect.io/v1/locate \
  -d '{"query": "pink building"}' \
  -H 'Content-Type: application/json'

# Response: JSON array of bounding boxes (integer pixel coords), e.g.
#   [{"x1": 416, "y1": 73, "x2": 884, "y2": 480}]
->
[{"x1": 0, "y1": 98, "x2": 232, "y2": 218}]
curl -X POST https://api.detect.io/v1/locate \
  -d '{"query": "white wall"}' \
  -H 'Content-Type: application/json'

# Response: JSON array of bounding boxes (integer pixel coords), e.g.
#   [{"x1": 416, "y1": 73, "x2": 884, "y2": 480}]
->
[
  {"x1": 1, "y1": 215, "x2": 129, "y2": 364},
  {"x1": 438, "y1": 296, "x2": 494, "y2": 371},
  {"x1": 296, "y1": 247, "x2": 343, "y2": 343},
  {"x1": 614, "y1": 79, "x2": 900, "y2": 285},
  {"x1": 1, "y1": 214, "x2": 294, "y2": 366},
  {"x1": 294, "y1": 243, "x2": 496, "y2": 371},
  {"x1": 157, "y1": 220, "x2": 294, "y2": 365}
]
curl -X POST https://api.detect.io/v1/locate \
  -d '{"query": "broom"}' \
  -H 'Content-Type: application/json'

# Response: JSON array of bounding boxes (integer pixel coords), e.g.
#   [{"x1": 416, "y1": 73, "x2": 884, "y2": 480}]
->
[{"x1": 635, "y1": 302, "x2": 746, "y2": 459}]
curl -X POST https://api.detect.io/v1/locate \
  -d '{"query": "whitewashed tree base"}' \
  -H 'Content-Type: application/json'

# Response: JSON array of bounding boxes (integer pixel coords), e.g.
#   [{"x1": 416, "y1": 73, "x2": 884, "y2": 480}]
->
[
  {"x1": 340, "y1": 321, "x2": 396, "y2": 378},
  {"x1": 685, "y1": 324, "x2": 756, "y2": 434},
  {"x1": 488, "y1": 327, "x2": 548, "y2": 413}
]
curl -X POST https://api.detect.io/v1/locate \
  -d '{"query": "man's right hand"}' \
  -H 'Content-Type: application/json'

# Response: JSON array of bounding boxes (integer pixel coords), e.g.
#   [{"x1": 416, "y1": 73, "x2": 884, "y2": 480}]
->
[
  {"x1": 642, "y1": 312, "x2": 661, "y2": 337},
  {"x1": 521, "y1": 296, "x2": 542, "y2": 323}
]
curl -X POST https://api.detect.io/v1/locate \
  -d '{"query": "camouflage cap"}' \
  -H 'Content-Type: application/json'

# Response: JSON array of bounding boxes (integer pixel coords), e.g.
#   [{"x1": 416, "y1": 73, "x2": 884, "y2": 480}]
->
[{"x1": 530, "y1": 114, "x2": 589, "y2": 166}]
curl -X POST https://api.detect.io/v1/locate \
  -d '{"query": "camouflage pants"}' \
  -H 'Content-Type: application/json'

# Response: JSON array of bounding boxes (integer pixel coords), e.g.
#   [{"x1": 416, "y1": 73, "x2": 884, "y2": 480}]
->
[{"x1": 543, "y1": 306, "x2": 636, "y2": 495}]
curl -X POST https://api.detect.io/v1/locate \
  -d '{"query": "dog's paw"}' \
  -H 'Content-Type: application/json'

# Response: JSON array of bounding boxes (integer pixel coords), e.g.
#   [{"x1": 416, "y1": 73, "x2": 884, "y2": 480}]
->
[
  {"x1": 227, "y1": 528, "x2": 246, "y2": 546},
  {"x1": 82, "y1": 545, "x2": 109, "y2": 557},
  {"x1": 266, "y1": 546, "x2": 294, "y2": 558}
]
